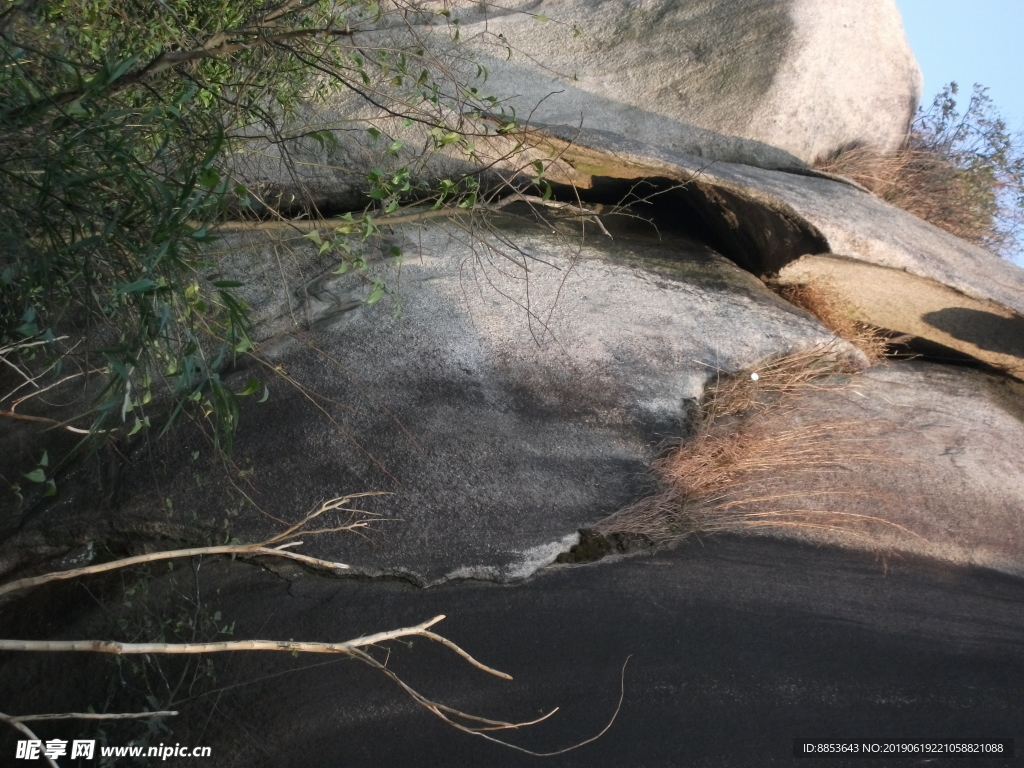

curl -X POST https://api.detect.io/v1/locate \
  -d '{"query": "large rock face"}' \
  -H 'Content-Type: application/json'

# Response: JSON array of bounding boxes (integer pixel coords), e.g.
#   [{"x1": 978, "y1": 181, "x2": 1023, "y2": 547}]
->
[
  {"x1": 3, "y1": 219, "x2": 848, "y2": 584},
  {"x1": 704, "y1": 362, "x2": 1024, "y2": 575},
  {"x1": 447, "y1": 0, "x2": 922, "y2": 166},
  {"x1": 4, "y1": 5, "x2": 1024, "y2": 764},
  {"x1": 233, "y1": 0, "x2": 923, "y2": 206},
  {"x1": 527, "y1": 127, "x2": 1024, "y2": 378}
]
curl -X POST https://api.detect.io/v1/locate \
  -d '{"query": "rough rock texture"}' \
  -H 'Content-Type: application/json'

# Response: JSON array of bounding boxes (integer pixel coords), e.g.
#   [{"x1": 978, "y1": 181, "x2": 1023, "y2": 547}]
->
[
  {"x1": 5, "y1": 7, "x2": 1024, "y2": 760},
  {"x1": 1, "y1": 218, "x2": 850, "y2": 585},
  {"x1": 447, "y1": 0, "x2": 922, "y2": 166}
]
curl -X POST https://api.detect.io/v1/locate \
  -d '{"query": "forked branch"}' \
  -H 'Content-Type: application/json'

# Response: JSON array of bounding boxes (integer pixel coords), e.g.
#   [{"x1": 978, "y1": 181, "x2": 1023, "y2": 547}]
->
[{"x1": 0, "y1": 492, "x2": 387, "y2": 599}]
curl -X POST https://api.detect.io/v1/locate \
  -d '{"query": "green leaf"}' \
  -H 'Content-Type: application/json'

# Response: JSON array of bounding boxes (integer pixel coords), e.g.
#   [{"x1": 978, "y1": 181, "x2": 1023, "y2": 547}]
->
[
  {"x1": 365, "y1": 281, "x2": 386, "y2": 305},
  {"x1": 199, "y1": 167, "x2": 221, "y2": 188},
  {"x1": 116, "y1": 278, "x2": 155, "y2": 296},
  {"x1": 39, "y1": 450, "x2": 48, "y2": 468},
  {"x1": 23, "y1": 469, "x2": 46, "y2": 483},
  {"x1": 238, "y1": 378, "x2": 260, "y2": 397},
  {"x1": 191, "y1": 228, "x2": 217, "y2": 242},
  {"x1": 107, "y1": 55, "x2": 140, "y2": 85},
  {"x1": 303, "y1": 230, "x2": 323, "y2": 246},
  {"x1": 367, "y1": 127, "x2": 381, "y2": 140},
  {"x1": 212, "y1": 280, "x2": 244, "y2": 288},
  {"x1": 116, "y1": 278, "x2": 157, "y2": 295},
  {"x1": 43, "y1": 480, "x2": 57, "y2": 498},
  {"x1": 258, "y1": 385, "x2": 270, "y2": 403},
  {"x1": 128, "y1": 417, "x2": 144, "y2": 436}
]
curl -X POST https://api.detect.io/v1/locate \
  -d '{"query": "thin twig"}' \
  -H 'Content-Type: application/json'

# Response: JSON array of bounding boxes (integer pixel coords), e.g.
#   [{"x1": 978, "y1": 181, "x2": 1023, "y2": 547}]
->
[
  {"x1": 0, "y1": 614, "x2": 513, "y2": 684},
  {"x1": 209, "y1": 194, "x2": 612, "y2": 238},
  {"x1": 8, "y1": 711, "x2": 178, "y2": 722},
  {"x1": 0, "y1": 543, "x2": 347, "y2": 599}
]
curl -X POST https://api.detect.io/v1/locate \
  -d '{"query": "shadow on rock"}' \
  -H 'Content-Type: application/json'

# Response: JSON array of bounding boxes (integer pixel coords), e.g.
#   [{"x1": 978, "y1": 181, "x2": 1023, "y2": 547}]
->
[{"x1": 923, "y1": 307, "x2": 1024, "y2": 358}]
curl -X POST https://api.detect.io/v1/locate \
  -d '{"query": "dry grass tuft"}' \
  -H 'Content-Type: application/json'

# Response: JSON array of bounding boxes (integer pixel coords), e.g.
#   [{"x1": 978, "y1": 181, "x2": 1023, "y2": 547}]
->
[
  {"x1": 778, "y1": 282, "x2": 890, "y2": 363},
  {"x1": 696, "y1": 342, "x2": 860, "y2": 420},
  {"x1": 814, "y1": 143, "x2": 1002, "y2": 251},
  {"x1": 598, "y1": 346, "x2": 919, "y2": 546}
]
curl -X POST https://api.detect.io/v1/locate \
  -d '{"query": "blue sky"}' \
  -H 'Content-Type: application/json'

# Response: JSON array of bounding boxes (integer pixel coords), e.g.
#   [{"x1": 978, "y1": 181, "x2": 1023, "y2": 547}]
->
[{"x1": 895, "y1": 0, "x2": 1024, "y2": 130}]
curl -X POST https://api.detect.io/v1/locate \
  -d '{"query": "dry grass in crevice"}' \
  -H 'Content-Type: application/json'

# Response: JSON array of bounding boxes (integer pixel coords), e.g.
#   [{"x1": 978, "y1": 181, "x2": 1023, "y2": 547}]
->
[
  {"x1": 814, "y1": 144, "x2": 1002, "y2": 252},
  {"x1": 778, "y1": 282, "x2": 891, "y2": 363},
  {"x1": 598, "y1": 346, "x2": 922, "y2": 547}
]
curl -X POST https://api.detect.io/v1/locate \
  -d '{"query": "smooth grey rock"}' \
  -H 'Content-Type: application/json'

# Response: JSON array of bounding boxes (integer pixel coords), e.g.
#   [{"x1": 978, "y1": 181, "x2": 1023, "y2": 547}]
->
[
  {"x1": 444, "y1": 0, "x2": 921, "y2": 166},
  {"x1": 231, "y1": 0, "x2": 922, "y2": 207}
]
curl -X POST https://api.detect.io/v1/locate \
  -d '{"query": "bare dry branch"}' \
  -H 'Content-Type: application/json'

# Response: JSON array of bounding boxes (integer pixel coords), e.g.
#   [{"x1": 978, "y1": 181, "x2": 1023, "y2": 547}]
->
[
  {"x1": 6, "y1": 711, "x2": 178, "y2": 723},
  {"x1": 0, "y1": 493, "x2": 391, "y2": 599},
  {"x1": 0, "y1": 614, "x2": 514, "y2": 683}
]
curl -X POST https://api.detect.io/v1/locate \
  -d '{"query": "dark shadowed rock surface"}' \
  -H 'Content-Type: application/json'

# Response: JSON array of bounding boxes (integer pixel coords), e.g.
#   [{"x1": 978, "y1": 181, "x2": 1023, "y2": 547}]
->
[{"x1": 2, "y1": 538, "x2": 1022, "y2": 767}]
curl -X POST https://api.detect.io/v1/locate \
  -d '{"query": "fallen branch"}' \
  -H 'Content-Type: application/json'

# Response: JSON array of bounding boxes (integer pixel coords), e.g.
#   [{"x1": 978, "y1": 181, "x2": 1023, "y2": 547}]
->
[
  {"x1": 0, "y1": 409, "x2": 92, "y2": 434},
  {"x1": 0, "y1": 615, "x2": 511, "y2": 680},
  {"x1": 211, "y1": 206, "x2": 466, "y2": 232},
  {"x1": 0, "y1": 543, "x2": 345, "y2": 599},
  {"x1": 0, "y1": 492, "x2": 624, "y2": 757},
  {"x1": 4, "y1": 711, "x2": 177, "y2": 722},
  {"x1": 0, "y1": 492, "x2": 388, "y2": 599},
  {"x1": 210, "y1": 194, "x2": 613, "y2": 238}
]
